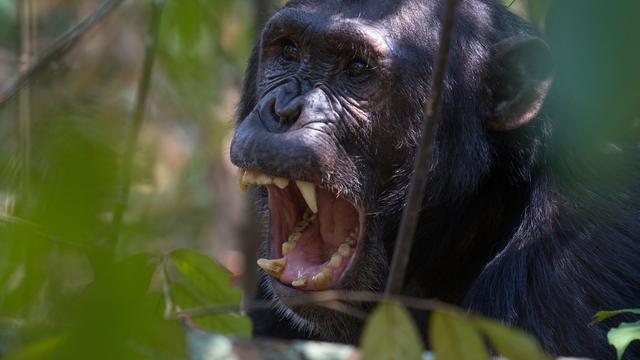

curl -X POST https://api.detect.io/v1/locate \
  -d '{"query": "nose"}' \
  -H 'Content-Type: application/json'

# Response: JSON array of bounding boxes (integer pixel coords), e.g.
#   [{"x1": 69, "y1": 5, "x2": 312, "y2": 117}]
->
[
  {"x1": 274, "y1": 81, "x2": 303, "y2": 124},
  {"x1": 275, "y1": 95, "x2": 303, "y2": 124}
]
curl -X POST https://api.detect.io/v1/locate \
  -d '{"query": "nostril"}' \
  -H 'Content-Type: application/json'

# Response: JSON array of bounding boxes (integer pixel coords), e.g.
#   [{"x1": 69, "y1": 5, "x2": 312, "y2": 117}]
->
[{"x1": 275, "y1": 96, "x2": 303, "y2": 124}]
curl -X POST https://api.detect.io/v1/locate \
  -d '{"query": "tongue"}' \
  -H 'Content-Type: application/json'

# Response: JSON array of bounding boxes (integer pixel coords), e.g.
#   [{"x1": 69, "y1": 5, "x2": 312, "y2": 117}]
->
[{"x1": 278, "y1": 189, "x2": 359, "y2": 290}]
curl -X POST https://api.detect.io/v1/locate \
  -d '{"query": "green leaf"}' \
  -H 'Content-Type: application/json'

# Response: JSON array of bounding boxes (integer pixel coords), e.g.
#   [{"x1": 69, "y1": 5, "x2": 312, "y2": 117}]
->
[
  {"x1": 360, "y1": 301, "x2": 423, "y2": 360},
  {"x1": 430, "y1": 311, "x2": 488, "y2": 360},
  {"x1": 608, "y1": 321, "x2": 640, "y2": 360},
  {"x1": 592, "y1": 309, "x2": 640, "y2": 325},
  {"x1": 526, "y1": 0, "x2": 551, "y2": 30},
  {"x1": 475, "y1": 318, "x2": 551, "y2": 360},
  {"x1": 167, "y1": 249, "x2": 251, "y2": 337},
  {"x1": 4, "y1": 335, "x2": 65, "y2": 360}
]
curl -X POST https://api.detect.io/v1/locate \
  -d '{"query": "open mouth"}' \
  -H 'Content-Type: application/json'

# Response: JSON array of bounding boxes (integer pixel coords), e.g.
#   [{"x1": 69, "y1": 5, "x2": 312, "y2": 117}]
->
[{"x1": 239, "y1": 169, "x2": 363, "y2": 291}]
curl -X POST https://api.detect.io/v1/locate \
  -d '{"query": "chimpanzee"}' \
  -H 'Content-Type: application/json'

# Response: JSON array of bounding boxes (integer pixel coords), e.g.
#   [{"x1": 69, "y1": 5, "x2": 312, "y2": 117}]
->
[{"x1": 229, "y1": 0, "x2": 640, "y2": 358}]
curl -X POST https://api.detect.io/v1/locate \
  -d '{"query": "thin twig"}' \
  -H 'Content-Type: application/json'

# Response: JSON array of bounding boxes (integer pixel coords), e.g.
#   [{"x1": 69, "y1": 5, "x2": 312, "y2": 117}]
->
[
  {"x1": 241, "y1": 0, "x2": 277, "y2": 308},
  {"x1": 18, "y1": 0, "x2": 35, "y2": 194},
  {"x1": 385, "y1": 0, "x2": 462, "y2": 295},
  {"x1": 0, "y1": 0, "x2": 124, "y2": 107},
  {"x1": 178, "y1": 290, "x2": 450, "y2": 319},
  {"x1": 0, "y1": 212, "x2": 88, "y2": 249},
  {"x1": 107, "y1": 0, "x2": 165, "y2": 251}
]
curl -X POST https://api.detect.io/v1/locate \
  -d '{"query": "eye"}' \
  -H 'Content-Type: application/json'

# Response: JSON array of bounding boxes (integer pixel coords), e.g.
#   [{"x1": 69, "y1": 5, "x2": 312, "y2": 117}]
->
[
  {"x1": 347, "y1": 58, "x2": 371, "y2": 77},
  {"x1": 281, "y1": 39, "x2": 300, "y2": 61}
]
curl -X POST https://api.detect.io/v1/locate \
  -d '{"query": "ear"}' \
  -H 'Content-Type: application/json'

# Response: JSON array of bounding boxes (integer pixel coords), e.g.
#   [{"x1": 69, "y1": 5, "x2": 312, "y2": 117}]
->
[{"x1": 486, "y1": 35, "x2": 554, "y2": 131}]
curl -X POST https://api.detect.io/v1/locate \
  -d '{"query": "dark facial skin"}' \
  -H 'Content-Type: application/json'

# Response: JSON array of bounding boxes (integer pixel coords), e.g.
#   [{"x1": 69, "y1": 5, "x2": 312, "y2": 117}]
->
[{"x1": 230, "y1": 0, "x2": 640, "y2": 358}]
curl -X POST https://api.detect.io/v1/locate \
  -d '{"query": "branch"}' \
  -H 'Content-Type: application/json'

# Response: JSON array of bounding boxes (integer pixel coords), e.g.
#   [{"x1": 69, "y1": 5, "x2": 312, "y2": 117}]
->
[
  {"x1": 0, "y1": 0, "x2": 125, "y2": 107},
  {"x1": 18, "y1": 0, "x2": 36, "y2": 194},
  {"x1": 107, "y1": 0, "x2": 165, "y2": 250},
  {"x1": 178, "y1": 290, "x2": 449, "y2": 319},
  {"x1": 385, "y1": 0, "x2": 462, "y2": 295}
]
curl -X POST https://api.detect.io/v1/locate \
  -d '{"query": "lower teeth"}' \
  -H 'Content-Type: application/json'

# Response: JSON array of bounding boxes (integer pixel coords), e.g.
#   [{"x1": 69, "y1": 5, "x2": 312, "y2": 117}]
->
[
  {"x1": 258, "y1": 210, "x2": 360, "y2": 290},
  {"x1": 312, "y1": 268, "x2": 333, "y2": 290},
  {"x1": 292, "y1": 275, "x2": 308, "y2": 288}
]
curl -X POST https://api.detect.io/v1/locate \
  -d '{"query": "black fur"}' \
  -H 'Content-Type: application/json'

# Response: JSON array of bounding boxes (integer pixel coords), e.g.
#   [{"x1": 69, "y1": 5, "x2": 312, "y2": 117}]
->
[{"x1": 231, "y1": 0, "x2": 640, "y2": 357}]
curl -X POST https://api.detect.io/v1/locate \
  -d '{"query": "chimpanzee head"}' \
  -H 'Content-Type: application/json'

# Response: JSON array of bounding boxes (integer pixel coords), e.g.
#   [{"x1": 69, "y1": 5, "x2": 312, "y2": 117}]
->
[{"x1": 230, "y1": 0, "x2": 553, "y2": 341}]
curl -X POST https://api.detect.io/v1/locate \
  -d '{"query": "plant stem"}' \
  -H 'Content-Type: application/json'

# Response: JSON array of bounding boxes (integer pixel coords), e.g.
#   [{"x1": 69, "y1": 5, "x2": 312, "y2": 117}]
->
[
  {"x1": 0, "y1": 0, "x2": 124, "y2": 107},
  {"x1": 108, "y1": 0, "x2": 165, "y2": 253},
  {"x1": 385, "y1": 0, "x2": 462, "y2": 296}
]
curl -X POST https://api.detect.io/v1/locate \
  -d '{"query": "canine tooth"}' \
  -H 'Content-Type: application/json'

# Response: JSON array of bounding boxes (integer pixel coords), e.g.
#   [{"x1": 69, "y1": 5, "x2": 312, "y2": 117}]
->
[
  {"x1": 257, "y1": 257, "x2": 287, "y2": 278},
  {"x1": 291, "y1": 275, "x2": 308, "y2": 288},
  {"x1": 338, "y1": 244, "x2": 351, "y2": 257},
  {"x1": 288, "y1": 232, "x2": 301, "y2": 242},
  {"x1": 312, "y1": 268, "x2": 333, "y2": 290},
  {"x1": 274, "y1": 177, "x2": 289, "y2": 189},
  {"x1": 296, "y1": 181, "x2": 318, "y2": 213},
  {"x1": 330, "y1": 254, "x2": 343, "y2": 269},
  {"x1": 282, "y1": 242, "x2": 296, "y2": 255}
]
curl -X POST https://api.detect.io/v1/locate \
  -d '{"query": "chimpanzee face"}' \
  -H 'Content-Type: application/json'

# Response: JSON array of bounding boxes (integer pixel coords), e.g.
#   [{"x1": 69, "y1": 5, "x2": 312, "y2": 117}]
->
[{"x1": 230, "y1": 0, "x2": 552, "y2": 340}]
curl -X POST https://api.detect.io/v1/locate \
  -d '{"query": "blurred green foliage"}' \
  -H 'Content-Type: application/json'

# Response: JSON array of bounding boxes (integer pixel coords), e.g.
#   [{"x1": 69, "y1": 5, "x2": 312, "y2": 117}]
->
[{"x1": 0, "y1": 0, "x2": 258, "y2": 358}]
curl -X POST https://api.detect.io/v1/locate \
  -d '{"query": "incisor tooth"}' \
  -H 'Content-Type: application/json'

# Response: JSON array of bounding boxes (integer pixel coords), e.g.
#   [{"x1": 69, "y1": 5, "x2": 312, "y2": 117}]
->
[
  {"x1": 256, "y1": 173, "x2": 272, "y2": 185},
  {"x1": 242, "y1": 170, "x2": 254, "y2": 184},
  {"x1": 238, "y1": 170, "x2": 249, "y2": 193},
  {"x1": 282, "y1": 242, "x2": 295, "y2": 255},
  {"x1": 330, "y1": 254, "x2": 343, "y2": 269},
  {"x1": 296, "y1": 180, "x2": 318, "y2": 213},
  {"x1": 274, "y1": 177, "x2": 289, "y2": 189},
  {"x1": 257, "y1": 257, "x2": 287, "y2": 278},
  {"x1": 292, "y1": 275, "x2": 308, "y2": 288},
  {"x1": 338, "y1": 244, "x2": 351, "y2": 257},
  {"x1": 312, "y1": 268, "x2": 333, "y2": 290}
]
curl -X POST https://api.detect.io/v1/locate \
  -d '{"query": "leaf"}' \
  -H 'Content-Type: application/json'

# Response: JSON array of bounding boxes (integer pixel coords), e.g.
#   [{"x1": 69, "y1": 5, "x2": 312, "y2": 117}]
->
[
  {"x1": 167, "y1": 249, "x2": 252, "y2": 337},
  {"x1": 526, "y1": 0, "x2": 551, "y2": 30},
  {"x1": 360, "y1": 301, "x2": 424, "y2": 360},
  {"x1": 474, "y1": 318, "x2": 551, "y2": 360},
  {"x1": 430, "y1": 311, "x2": 489, "y2": 360},
  {"x1": 4, "y1": 335, "x2": 65, "y2": 360},
  {"x1": 608, "y1": 321, "x2": 640, "y2": 360},
  {"x1": 592, "y1": 309, "x2": 640, "y2": 325}
]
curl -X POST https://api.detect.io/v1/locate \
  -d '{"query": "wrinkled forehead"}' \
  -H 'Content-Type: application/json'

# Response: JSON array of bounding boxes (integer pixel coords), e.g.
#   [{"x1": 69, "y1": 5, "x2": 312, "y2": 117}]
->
[{"x1": 273, "y1": 0, "x2": 436, "y2": 50}]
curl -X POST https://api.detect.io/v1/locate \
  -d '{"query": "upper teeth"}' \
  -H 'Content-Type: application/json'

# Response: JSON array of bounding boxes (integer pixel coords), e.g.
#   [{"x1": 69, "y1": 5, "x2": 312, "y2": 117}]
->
[
  {"x1": 240, "y1": 170, "x2": 289, "y2": 189},
  {"x1": 239, "y1": 170, "x2": 318, "y2": 214},
  {"x1": 295, "y1": 180, "x2": 318, "y2": 213}
]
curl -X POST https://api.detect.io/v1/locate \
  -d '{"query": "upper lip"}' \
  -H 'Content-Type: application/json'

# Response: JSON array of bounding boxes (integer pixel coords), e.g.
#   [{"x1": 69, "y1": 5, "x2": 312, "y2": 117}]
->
[{"x1": 239, "y1": 169, "x2": 320, "y2": 213}]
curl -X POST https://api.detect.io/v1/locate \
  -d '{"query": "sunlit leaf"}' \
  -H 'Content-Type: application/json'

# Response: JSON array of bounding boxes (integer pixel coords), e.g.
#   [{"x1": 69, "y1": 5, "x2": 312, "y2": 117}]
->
[
  {"x1": 167, "y1": 249, "x2": 251, "y2": 336},
  {"x1": 608, "y1": 321, "x2": 640, "y2": 360},
  {"x1": 4, "y1": 335, "x2": 65, "y2": 360},
  {"x1": 592, "y1": 309, "x2": 640, "y2": 325},
  {"x1": 430, "y1": 311, "x2": 488, "y2": 360},
  {"x1": 475, "y1": 318, "x2": 551, "y2": 360},
  {"x1": 360, "y1": 301, "x2": 423, "y2": 360}
]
